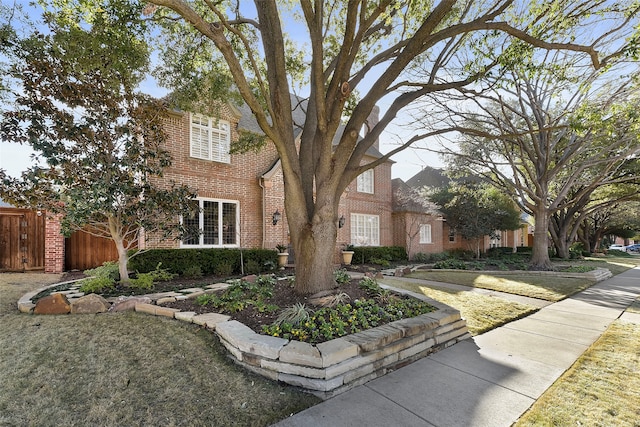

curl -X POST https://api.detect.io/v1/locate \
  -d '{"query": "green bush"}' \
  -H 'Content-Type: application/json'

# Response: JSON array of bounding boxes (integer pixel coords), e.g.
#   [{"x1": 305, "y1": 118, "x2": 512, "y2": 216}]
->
[
  {"x1": 128, "y1": 248, "x2": 278, "y2": 276},
  {"x1": 84, "y1": 261, "x2": 120, "y2": 281},
  {"x1": 433, "y1": 258, "x2": 468, "y2": 270},
  {"x1": 412, "y1": 252, "x2": 449, "y2": 263},
  {"x1": 244, "y1": 259, "x2": 262, "y2": 275},
  {"x1": 181, "y1": 265, "x2": 203, "y2": 279},
  {"x1": 516, "y1": 246, "x2": 533, "y2": 254},
  {"x1": 486, "y1": 247, "x2": 515, "y2": 258},
  {"x1": 334, "y1": 268, "x2": 351, "y2": 285},
  {"x1": 445, "y1": 248, "x2": 475, "y2": 260},
  {"x1": 351, "y1": 246, "x2": 407, "y2": 264},
  {"x1": 79, "y1": 276, "x2": 115, "y2": 293}
]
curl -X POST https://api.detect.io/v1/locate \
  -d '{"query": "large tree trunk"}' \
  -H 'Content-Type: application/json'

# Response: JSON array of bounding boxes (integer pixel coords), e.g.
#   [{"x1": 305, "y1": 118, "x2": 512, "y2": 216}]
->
[
  {"x1": 531, "y1": 206, "x2": 553, "y2": 270},
  {"x1": 289, "y1": 207, "x2": 338, "y2": 296}
]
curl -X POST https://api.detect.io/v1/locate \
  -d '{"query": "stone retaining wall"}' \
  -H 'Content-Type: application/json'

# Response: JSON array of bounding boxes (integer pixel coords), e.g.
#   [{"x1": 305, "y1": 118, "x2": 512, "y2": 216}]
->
[{"x1": 414, "y1": 267, "x2": 612, "y2": 281}]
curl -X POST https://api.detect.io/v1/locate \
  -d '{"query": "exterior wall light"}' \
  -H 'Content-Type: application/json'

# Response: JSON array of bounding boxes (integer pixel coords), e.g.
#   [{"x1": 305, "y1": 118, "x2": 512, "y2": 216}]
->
[
  {"x1": 272, "y1": 209, "x2": 281, "y2": 226},
  {"x1": 338, "y1": 215, "x2": 346, "y2": 228}
]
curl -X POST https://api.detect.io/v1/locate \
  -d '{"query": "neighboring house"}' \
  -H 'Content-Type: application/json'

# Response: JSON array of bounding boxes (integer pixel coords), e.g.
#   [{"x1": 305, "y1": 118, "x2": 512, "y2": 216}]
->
[{"x1": 398, "y1": 167, "x2": 530, "y2": 256}]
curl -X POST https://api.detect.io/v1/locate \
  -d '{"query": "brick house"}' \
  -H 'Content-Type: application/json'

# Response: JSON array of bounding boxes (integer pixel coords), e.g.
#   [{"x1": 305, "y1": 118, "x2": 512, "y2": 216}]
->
[{"x1": 40, "y1": 100, "x2": 526, "y2": 273}]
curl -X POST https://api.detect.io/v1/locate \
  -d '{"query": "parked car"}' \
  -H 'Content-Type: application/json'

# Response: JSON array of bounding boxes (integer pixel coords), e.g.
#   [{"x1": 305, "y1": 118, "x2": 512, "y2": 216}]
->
[
  {"x1": 608, "y1": 244, "x2": 629, "y2": 251},
  {"x1": 625, "y1": 244, "x2": 640, "y2": 253}
]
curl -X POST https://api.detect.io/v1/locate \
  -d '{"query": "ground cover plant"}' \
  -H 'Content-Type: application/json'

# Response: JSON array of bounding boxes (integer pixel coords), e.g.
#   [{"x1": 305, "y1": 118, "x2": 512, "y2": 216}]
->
[
  {"x1": 380, "y1": 278, "x2": 538, "y2": 335},
  {"x1": 165, "y1": 274, "x2": 436, "y2": 344},
  {"x1": 0, "y1": 274, "x2": 320, "y2": 426},
  {"x1": 515, "y1": 320, "x2": 640, "y2": 426}
]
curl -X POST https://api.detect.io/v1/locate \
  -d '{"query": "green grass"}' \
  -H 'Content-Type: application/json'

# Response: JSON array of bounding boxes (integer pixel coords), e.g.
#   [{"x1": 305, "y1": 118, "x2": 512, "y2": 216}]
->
[
  {"x1": 0, "y1": 274, "x2": 319, "y2": 426},
  {"x1": 381, "y1": 278, "x2": 538, "y2": 335},
  {"x1": 515, "y1": 320, "x2": 640, "y2": 426}
]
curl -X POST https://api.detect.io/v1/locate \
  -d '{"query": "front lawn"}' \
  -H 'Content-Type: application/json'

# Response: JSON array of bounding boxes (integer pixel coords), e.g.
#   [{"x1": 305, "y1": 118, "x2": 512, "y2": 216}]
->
[
  {"x1": 0, "y1": 275, "x2": 320, "y2": 426},
  {"x1": 515, "y1": 320, "x2": 640, "y2": 426}
]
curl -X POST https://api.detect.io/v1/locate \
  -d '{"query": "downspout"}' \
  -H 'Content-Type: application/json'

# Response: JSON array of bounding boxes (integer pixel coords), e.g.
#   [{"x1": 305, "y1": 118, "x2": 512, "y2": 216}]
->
[{"x1": 259, "y1": 177, "x2": 266, "y2": 249}]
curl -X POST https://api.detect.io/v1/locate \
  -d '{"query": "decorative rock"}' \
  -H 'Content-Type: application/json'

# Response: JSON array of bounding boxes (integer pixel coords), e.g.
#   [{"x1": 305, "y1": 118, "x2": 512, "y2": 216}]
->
[
  {"x1": 109, "y1": 296, "x2": 152, "y2": 312},
  {"x1": 34, "y1": 293, "x2": 71, "y2": 315},
  {"x1": 156, "y1": 296, "x2": 177, "y2": 305},
  {"x1": 192, "y1": 313, "x2": 231, "y2": 329},
  {"x1": 375, "y1": 272, "x2": 384, "y2": 279},
  {"x1": 242, "y1": 274, "x2": 258, "y2": 283},
  {"x1": 70, "y1": 294, "x2": 111, "y2": 314}
]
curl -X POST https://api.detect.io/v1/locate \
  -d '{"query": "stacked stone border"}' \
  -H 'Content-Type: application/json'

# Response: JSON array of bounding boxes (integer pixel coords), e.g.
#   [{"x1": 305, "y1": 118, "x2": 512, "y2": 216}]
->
[{"x1": 18, "y1": 278, "x2": 470, "y2": 398}]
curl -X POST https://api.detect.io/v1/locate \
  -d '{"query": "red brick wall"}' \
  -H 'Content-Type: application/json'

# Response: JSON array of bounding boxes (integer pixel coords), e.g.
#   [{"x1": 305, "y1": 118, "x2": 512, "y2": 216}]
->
[
  {"x1": 44, "y1": 213, "x2": 65, "y2": 273},
  {"x1": 147, "y1": 108, "x2": 279, "y2": 249},
  {"x1": 394, "y1": 212, "x2": 445, "y2": 260}
]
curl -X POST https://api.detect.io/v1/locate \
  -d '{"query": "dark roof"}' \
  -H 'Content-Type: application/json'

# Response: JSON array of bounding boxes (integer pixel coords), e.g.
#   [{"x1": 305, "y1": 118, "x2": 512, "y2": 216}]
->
[
  {"x1": 235, "y1": 95, "x2": 386, "y2": 160},
  {"x1": 405, "y1": 166, "x2": 450, "y2": 190},
  {"x1": 392, "y1": 178, "x2": 439, "y2": 214}
]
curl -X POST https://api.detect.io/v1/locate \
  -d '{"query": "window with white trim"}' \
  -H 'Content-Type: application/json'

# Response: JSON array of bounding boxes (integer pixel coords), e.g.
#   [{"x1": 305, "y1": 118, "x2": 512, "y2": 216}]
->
[
  {"x1": 448, "y1": 228, "x2": 455, "y2": 242},
  {"x1": 356, "y1": 169, "x2": 374, "y2": 194},
  {"x1": 419, "y1": 224, "x2": 432, "y2": 244},
  {"x1": 181, "y1": 198, "x2": 239, "y2": 247},
  {"x1": 190, "y1": 113, "x2": 231, "y2": 163},
  {"x1": 350, "y1": 213, "x2": 379, "y2": 246}
]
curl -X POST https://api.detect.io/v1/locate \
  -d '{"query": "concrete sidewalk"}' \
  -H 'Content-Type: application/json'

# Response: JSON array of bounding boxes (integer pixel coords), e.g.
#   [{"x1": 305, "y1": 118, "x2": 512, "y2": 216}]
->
[{"x1": 274, "y1": 267, "x2": 640, "y2": 427}]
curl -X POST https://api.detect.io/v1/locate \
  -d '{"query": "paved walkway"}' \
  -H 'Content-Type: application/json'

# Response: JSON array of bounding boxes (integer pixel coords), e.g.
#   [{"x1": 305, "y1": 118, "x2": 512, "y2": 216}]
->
[{"x1": 274, "y1": 267, "x2": 640, "y2": 427}]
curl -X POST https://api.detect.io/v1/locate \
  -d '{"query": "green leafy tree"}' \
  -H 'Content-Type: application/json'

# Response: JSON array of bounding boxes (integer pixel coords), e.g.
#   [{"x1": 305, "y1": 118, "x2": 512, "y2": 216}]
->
[
  {"x1": 0, "y1": 3, "x2": 196, "y2": 282},
  {"x1": 428, "y1": 182, "x2": 522, "y2": 258},
  {"x1": 135, "y1": 0, "x2": 638, "y2": 292}
]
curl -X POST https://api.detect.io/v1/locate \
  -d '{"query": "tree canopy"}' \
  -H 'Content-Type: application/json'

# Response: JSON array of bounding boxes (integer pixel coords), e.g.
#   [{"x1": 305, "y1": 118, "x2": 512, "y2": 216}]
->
[{"x1": 0, "y1": 1, "x2": 196, "y2": 281}]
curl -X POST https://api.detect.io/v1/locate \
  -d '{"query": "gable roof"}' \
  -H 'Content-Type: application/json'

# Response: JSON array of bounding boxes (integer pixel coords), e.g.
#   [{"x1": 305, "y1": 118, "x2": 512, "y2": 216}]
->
[
  {"x1": 405, "y1": 166, "x2": 450, "y2": 190},
  {"x1": 392, "y1": 178, "x2": 439, "y2": 214}
]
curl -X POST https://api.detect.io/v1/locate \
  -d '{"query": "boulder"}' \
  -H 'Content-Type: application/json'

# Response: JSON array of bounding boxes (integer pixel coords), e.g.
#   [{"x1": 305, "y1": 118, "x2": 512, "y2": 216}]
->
[
  {"x1": 109, "y1": 296, "x2": 152, "y2": 312},
  {"x1": 242, "y1": 274, "x2": 258, "y2": 283},
  {"x1": 70, "y1": 294, "x2": 111, "y2": 314},
  {"x1": 34, "y1": 293, "x2": 71, "y2": 315}
]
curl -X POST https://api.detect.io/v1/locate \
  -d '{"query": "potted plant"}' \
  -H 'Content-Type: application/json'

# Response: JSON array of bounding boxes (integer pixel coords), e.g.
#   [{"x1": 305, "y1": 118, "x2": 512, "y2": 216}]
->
[
  {"x1": 275, "y1": 244, "x2": 289, "y2": 268},
  {"x1": 341, "y1": 244, "x2": 355, "y2": 265}
]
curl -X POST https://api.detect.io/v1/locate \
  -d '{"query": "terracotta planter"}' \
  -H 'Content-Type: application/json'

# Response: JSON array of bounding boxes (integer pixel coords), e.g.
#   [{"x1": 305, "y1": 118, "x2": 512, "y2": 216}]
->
[
  {"x1": 341, "y1": 250, "x2": 354, "y2": 265},
  {"x1": 277, "y1": 252, "x2": 289, "y2": 267}
]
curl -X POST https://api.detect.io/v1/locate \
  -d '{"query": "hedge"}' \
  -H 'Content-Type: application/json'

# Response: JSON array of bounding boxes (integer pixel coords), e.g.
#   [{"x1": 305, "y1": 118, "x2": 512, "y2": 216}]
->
[
  {"x1": 351, "y1": 246, "x2": 408, "y2": 264},
  {"x1": 128, "y1": 248, "x2": 278, "y2": 276}
]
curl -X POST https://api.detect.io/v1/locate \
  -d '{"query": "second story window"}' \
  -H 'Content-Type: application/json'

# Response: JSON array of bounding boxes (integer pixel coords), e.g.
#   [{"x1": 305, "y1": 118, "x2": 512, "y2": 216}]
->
[
  {"x1": 357, "y1": 169, "x2": 374, "y2": 194},
  {"x1": 190, "y1": 113, "x2": 231, "y2": 163}
]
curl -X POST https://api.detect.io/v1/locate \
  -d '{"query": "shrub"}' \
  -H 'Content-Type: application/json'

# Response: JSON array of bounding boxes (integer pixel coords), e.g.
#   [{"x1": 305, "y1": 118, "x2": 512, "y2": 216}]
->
[
  {"x1": 334, "y1": 268, "x2": 351, "y2": 285},
  {"x1": 84, "y1": 261, "x2": 120, "y2": 281},
  {"x1": 214, "y1": 261, "x2": 234, "y2": 277},
  {"x1": 445, "y1": 248, "x2": 475, "y2": 260},
  {"x1": 369, "y1": 257, "x2": 390, "y2": 267},
  {"x1": 274, "y1": 303, "x2": 312, "y2": 327},
  {"x1": 358, "y1": 276, "x2": 381, "y2": 294},
  {"x1": 128, "y1": 248, "x2": 277, "y2": 276},
  {"x1": 486, "y1": 247, "x2": 515, "y2": 258},
  {"x1": 244, "y1": 259, "x2": 262, "y2": 275},
  {"x1": 433, "y1": 258, "x2": 468, "y2": 270},
  {"x1": 412, "y1": 252, "x2": 449, "y2": 263},
  {"x1": 351, "y1": 246, "x2": 407, "y2": 264},
  {"x1": 79, "y1": 276, "x2": 115, "y2": 293},
  {"x1": 181, "y1": 265, "x2": 203, "y2": 279},
  {"x1": 129, "y1": 263, "x2": 176, "y2": 290}
]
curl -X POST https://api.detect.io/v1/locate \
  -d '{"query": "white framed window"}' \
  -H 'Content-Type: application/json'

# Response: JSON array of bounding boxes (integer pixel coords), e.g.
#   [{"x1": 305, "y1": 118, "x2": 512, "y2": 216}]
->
[
  {"x1": 356, "y1": 169, "x2": 374, "y2": 194},
  {"x1": 448, "y1": 228, "x2": 455, "y2": 242},
  {"x1": 181, "y1": 198, "x2": 239, "y2": 247},
  {"x1": 419, "y1": 224, "x2": 432, "y2": 244},
  {"x1": 350, "y1": 213, "x2": 379, "y2": 246},
  {"x1": 190, "y1": 113, "x2": 231, "y2": 163}
]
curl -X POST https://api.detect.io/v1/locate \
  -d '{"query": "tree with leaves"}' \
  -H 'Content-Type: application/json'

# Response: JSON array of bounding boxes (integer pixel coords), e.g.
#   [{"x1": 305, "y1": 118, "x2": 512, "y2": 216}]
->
[
  {"x1": 0, "y1": 3, "x2": 196, "y2": 282},
  {"x1": 428, "y1": 181, "x2": 522, "y2": 258}
]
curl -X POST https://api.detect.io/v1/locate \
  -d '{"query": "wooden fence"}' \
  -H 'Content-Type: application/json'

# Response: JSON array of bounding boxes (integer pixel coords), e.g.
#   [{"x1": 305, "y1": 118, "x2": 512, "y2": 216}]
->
[{"x1": 64, "y1": 230, "x2": 121, "y2": 271}]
